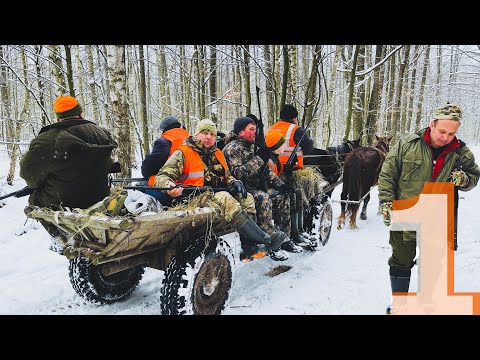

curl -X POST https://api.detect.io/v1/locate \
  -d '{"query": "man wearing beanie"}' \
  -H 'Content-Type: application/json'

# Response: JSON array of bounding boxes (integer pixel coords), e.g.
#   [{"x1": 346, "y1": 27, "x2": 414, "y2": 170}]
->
[
  {"x1": 267, "y1": 104, "x2": 320, "y2": 247},
  {"x1": 141, "y1": 116, "x2": 190, "y2": 181},
  {"x1": 151, "y1": 118, "x2": 286, "y2": 260},
  {"x1": 20, "y1": 95, "x2": 118, "y2": 211},
  {"x1": 223, "y1": 116, "x2": 300, "y2": 262}
]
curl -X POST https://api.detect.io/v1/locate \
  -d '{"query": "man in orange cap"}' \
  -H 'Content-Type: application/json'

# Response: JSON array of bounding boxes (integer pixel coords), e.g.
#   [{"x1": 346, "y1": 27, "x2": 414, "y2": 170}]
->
[{"x1": 20, "y1": 95, "x2": 118, "y2": 210}]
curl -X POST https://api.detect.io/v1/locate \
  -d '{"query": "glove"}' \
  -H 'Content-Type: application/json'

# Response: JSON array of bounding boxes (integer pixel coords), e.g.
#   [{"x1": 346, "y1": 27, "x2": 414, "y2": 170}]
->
[
  {"x1": 279, "y1": 183, "x2": 295, "y2": 195},
  {"x1": 381, "y1": 201, "x2": 393, "y2": 226},
  {"x1": 229, "y1": 180, "x2": 247, "y2": 199},
  {"x1": 449, "y1": 170, "x2": 469, "y2": 187},
  {"x1": 256, "y1": 145, "x2": 270, "y2": 163}
]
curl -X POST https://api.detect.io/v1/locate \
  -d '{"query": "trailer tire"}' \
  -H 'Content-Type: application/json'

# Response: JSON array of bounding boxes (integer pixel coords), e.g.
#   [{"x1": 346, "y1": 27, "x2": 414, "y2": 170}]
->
[
  {"x1": 69, "y1": 257, "x2": 144, "y2": 304},
  {"x1": 160, "y1": 236, "x2": 235, "y2": 315},
  {"x1": 304, "y1": 195, "x2": 333, "y2": 247}
]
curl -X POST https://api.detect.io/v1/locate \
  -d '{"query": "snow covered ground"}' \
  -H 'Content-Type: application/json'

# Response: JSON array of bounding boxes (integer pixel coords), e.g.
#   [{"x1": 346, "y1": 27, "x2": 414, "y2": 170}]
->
[{"x1": 1, "y1": 147, "x2": 479, "y2": 315}]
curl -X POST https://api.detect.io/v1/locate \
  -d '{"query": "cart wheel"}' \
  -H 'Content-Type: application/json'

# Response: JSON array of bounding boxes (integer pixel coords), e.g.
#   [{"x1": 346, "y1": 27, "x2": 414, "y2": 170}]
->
[
  {"x1": 304, "y1": 195, "x2": 333, "y2": 247},
  {"x1": 69, "y1": 257, "x2": 144, "y2": 304},
  {"x1": 160, "y1": 236, "x2": 235, "y2": 315}
]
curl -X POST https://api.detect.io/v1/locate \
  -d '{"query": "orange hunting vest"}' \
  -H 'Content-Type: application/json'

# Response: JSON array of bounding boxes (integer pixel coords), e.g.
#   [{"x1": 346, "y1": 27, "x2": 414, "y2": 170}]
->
[
  {"x1": 147, "y1": 128, "x2": 190, "y2": 186},
  {"x1": 268, "y1": 121, "x2": 304, "y2": 169},
  {"x1": 178, "y1": 145, "x2": 229, "y2": 186},
  {"x1": 162, "y1": 128, "x2": 190, "y2": 157},
  {"x1": 268, "y1": 158, "x2": 282, "y2": 176}
]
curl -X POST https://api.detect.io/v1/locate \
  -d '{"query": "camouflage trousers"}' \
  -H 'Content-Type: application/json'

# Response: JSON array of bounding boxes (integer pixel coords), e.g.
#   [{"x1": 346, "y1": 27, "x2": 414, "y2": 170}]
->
[
  {"x1": 250, "y1": 189, "x2": 290, "y2": 235},
  {"x1": 208, "y1": 191, "x2": 256, "y2": 222}
]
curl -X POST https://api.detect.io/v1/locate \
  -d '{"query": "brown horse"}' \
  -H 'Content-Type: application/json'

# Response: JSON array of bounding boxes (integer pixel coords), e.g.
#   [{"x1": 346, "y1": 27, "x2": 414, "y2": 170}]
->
[{"x1": 337, "y1": 135, "x2": 392, "y2": 230}]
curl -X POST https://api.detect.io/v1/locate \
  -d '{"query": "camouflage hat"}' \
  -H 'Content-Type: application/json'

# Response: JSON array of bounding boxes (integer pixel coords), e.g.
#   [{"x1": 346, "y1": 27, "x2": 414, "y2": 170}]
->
[
  {"x1": 433, "y1": 104, "x2": 462, "y2": 122},
  {"x1": 195, "y1": 118, "x2": 217, "y2": 136}
]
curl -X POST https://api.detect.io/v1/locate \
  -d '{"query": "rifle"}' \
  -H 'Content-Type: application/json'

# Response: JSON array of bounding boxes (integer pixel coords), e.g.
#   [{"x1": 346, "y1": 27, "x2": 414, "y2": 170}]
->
[
  {"x1": 284, "y1": 105, "x2": 319, "y2": 172},
  {"x1": 111, "y1": 177, "x2": 146, "y2": 183},
  {"x1": 0, "y1": 186, "x2": 34, "y2": 201},
  {"x1": 255, "y1": 85, "x2": 269, "y2": 191},
  {"x1": 124, "y1": 185, "x2": 228, "y2": 192}
]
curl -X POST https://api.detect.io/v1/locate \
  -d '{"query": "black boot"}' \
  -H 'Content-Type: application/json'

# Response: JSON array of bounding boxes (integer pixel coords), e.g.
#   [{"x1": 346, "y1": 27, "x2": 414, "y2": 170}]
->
[
  {"x1": 231, "y1": 210, "x2": 286, "y2": 252},
  {"x1": 291, "y1": 211, "x2": 312, "y2": 246},
  {"x1": 387, "y1": 267, "x2": 411, "y2": 314},
  {"x1": 239, "y1": 234, "x2": 267, "y2": 262}
]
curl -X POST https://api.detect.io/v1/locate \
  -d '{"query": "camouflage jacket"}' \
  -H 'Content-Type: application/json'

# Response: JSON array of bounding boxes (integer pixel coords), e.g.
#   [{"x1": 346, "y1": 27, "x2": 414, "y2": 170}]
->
[
  {"x1": 222, "y1": 131, "x2": 284, "y2": 191},
  {"x1": 155, "y1": 136, "x2": 236, "y2": 190}
]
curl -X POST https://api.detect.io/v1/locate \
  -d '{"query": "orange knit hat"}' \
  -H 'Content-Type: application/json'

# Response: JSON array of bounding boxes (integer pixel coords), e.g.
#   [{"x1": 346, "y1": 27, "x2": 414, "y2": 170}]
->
[
  {"x1": 265, "y1": 130, "x2": 286, "y2": 151},
  {"x1": 54, "y1": 95, "x2": 83, "y2": 119}
]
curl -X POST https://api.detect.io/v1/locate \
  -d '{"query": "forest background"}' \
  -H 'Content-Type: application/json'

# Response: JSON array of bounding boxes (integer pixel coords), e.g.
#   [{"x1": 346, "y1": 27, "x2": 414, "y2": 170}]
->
[{"x1": 1, "y1": 44, "x2": 479, "y2": 183}]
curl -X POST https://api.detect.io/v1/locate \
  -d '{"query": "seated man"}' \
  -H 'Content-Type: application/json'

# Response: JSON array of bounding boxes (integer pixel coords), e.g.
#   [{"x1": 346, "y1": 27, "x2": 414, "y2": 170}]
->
[
  {"x1": 266, "y1": 130, "x2": 314, "y2": 247},
  {"x1": 151, "y1": 118, "x2": 287, "y2": 262},
  {"x1": 223, "y1": 116, "x2": 302, "y2": 262},
  {"x1": 141, "y1": 116, "x2": 189, "y2": 203},
  {"x1": 20, "y1": 95, "x2": 118, "y2": 210}
]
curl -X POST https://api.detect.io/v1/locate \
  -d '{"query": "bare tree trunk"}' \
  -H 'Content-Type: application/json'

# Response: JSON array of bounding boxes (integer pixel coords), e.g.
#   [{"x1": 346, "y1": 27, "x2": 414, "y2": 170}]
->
[
  {"x1": 365, "y1": 45, "x2": 385, "y2": 145},
  {"x1": 209, "y1": 45, "x2": 218, "y2": 123},
  {"x1": 304, "y1": 45, "x2": 320, "y2": 136},
  {"x1": 75, "y1": 45, "x2": 86, "y2": 107},
  {"x1": 99, "y1": 45, "x2": 112, "y2": 128},
  {"x1": 274, "y1": 45, "x2": 281, "y2": 112},
  {"x1": 64, "y1": 45, "x2": 75, "y2": 96},
  {"x1": 34, "y1": 46, "x2": 48, "y2": 126},
  {"x1": 405, "y1": 45, "x2": 419, "y2": 133},
  {"x1": 48, "y1": 45, "x2": 67, "y2": 97},
  {"x1": 289, "y1": 45, "x2": 298, "y2": 102},
  {"x1": 0, "y1": 45, "x2": 15, "y2": 185},
  {"x1": 138, "y1": 45, "x2": 149, "y2": 156},
  {"x1": 106, "y1": 45, "x2": 131, "y2": 178},
  {"x1": 352, "y1": 45, "x2": 365, "y2": 141},
  {"x1": 415, "y1": 45, "x2": 431, "y2": 131},
  {"x1": 322, "y1": 45, "x2": 341, "y2": 148},
  {"x1": 343, "y1": 45, "x2": 360, "y2": 142},
  {"x1": 385, "y1": 47, "x2": 397, "y2": 134},
  {"x1": 243, "y1": 45, "x2": 251, "y2": 114},
  {"x1": 263, "y1": 45, "x2": 275, "y2": 126},
  {"x1": 280, "y1": 45, "x2": 289, "y2": 110},
  {"x1": 436, "y1": 45, "x2": 442, "y2": 100},
  {"x1": 392, "y1": 45, "x2": 410, "y2": 141},
  {"x1": 86, "y1": 45, "x2": 100, "y2": 122}
]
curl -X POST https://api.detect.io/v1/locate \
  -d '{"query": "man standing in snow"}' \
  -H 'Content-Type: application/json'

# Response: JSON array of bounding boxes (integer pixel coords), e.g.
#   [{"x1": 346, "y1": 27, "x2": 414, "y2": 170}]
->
[
  {"x1": 378, "y1": 103, "x2": 480, "y2": 313},
  {"x1": 222, "y1": 116, "x2": 301, "y2": 262}
]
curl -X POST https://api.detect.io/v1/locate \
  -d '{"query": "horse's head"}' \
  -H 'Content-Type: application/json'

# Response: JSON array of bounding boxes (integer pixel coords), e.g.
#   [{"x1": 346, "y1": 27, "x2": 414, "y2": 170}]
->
[
  {"x1": 347, "y1": 138, "x2": 361, "y2": 151},
  {"x1": 374, "y1": 135, "x2": 393, "y2": 155}
]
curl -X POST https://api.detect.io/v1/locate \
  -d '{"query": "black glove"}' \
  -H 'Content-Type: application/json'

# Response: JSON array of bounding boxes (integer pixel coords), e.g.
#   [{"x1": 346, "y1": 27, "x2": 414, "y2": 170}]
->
[
  {"x1": 279, "y1": 183, "x2": 294, "y2": 195},
  {"x1": 256, "y1": 145, "x2": 270, "y2": 163},
  {"x1": 229, "y1": 180, "x2": 247, "y2": 199}
]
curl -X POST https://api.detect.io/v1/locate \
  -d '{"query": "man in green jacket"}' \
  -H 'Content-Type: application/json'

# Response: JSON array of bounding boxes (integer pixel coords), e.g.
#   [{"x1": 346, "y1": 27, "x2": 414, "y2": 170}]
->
[
  {"x1": 20, "y1": 95, "x2": 118, "y2": 210},
  {"x1": 378, "y1": 103, "x2": 480, "y2": 312}
]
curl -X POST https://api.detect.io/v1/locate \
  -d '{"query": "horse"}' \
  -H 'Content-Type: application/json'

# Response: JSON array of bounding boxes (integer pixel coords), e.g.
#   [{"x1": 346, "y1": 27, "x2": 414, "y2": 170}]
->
[
  {"x1": 337, "y1": 135, "x2": 392, "y2": 230},
  {"x1": 303, "y1": 138, "x2": 361, "y2": 197}
]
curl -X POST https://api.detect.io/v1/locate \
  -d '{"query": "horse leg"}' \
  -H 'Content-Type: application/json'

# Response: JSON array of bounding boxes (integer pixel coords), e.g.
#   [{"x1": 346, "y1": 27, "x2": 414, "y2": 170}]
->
[
  {"x1": 337, "y1": 188, "x2": 347, "y2": 230},
  {"x1": 360, "y1": 193, "x2": 370, "y2": 220},
  {"x1": 349, "y1": 204, "x2": 359, "y2": 229}
]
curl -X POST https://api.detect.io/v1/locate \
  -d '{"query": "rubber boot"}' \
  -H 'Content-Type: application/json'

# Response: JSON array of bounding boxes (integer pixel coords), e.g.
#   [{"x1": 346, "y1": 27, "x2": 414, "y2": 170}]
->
[
  {"x1": 386, "y1": 267, "x2": 411, "y2": 314},
  {"x1": 231, "y1": 210, "x2": 286, "y2": 252},
  {"x1": 291, "y1": 211, "x2": 312, "y2": 246},
  {"x1": 239, "y1": 234, "x2": 267, "y2": 262}
]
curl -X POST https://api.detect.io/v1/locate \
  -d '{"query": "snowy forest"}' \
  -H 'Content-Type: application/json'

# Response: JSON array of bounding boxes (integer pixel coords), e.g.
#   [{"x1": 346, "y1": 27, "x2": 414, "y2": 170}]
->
[{"x1": 1, "y1": 45, "x2": 480, "y2": 182}]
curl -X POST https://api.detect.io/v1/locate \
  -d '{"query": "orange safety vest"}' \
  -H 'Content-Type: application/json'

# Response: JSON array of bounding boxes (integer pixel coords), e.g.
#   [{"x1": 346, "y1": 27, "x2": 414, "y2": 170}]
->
[
  {"x1": 268, "y1": 158, "x2": 282, "y2": 176},
  {"x1": 147, "y1": 128, "x2": 190, "y2": 186},
  {"x1": 268, "y1": 121, "x2": 304, "y2": 169},
  {"x1": 178, "y1": 145, "x2": 229, "y2": 186},
  {"x1": 162, "y1": 128, "x2": 190, "y2": 157}
]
